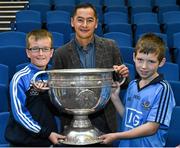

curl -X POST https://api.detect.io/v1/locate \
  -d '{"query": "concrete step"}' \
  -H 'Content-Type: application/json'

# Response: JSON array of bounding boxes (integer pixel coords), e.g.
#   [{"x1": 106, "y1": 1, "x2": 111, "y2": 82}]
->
[
  {"x1": 0, "y1": 5, "x2": 25, "y2": 10},
  {"x1": 0, "y1": 15, "x2": 16, "y2": 21},
  {"x1": 0, "y1": 1, "x2": 28, "y2": 6},
  {"x1": 0, "y1": 10, "x2": 19, "y2": 16},
  {"x1": 0, "y1": 27, "x2": 12, "y2": 31}
]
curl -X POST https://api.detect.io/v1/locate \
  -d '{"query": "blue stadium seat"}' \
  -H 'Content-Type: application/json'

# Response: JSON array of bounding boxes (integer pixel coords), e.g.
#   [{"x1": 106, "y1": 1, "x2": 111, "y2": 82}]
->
[
  {"x1": 28, "y1": 3, "x2": 51, "y2": 23},
  {"x1": 46, "y1": 10, "x2": 72, "y2": 43},
  {"x1": 104, "y1": 23, "x2": 132, "y2": 37},
  {"x1": 132, "y1": 12, "x2": 160, "y2": 41},
  {"x1": 128, "y1": 0, "x2": 152, "y2": 7},
  {"x1": 165, "y1": 106, "x2": 180, "y2": 147},
  {"x1": 153, "y1": 0, "x2": 177, "y2": 7},
  {"x1": 157, "y1": 6, "x2": 180, "y2": 24},
  {"x1": 0, "y1": 112, "x2": 9, "y2": 146},
  {"x1": 14, "y1": 10, "x2": 42, "y2": 33},
  {"x1": 173, "y1": 32, "x2": 180, "y2": 49},
  {"x1": 0, "y1": 84, "x2": 9, "y2": 113},
  {"x1": 104, "y1": 0, "x2": 125, "y2": 7},
  {"x1": 104, "y1": 12, "x2": 129, "y2": 26},
  {"x1": 104, "y1": 0, "x2": 127, "y2": 13},
  {"x1": 158, "y1": 62, "x2": 179, "y2": 81},
  {"x1": 0, "y1": 46, "x2": 29, "y2": 79},
  {"x1": 119, "y1": 47, "x2": 134, "y2": 64},
  {"x1": 0, "y1": 31, "x2": 26, "y2": 47},
  {"x1": 0, "y1": 64, "x2": 9, "y2": 86},
  {"x1": 51, "y1": 32, "x2": 65, "y2": 49},
  {"x1": 162, "y1": 11, "x2": 180, "y2": 47},
  {"x1": 169, "y1": 81, "x2": 180, "y2": 106},
  {"x1": 103, "y1": 32, "x2": 132, "y2": 48},
  {"x1": 125, "y1": 63, "x2": 135, "y2": 81}
]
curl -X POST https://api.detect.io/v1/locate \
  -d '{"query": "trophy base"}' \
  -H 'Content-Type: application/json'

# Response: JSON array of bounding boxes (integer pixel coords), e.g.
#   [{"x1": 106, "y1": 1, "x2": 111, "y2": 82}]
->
[{"x1": 59, "y1": 127, "x2": 103, "y2": 145}]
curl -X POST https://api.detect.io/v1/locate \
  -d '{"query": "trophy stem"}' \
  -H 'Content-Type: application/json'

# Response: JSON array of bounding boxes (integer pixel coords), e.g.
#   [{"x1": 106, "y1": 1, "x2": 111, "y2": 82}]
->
[
  {"x1": 71, "y1": 115, "x2": 92, "y2": 128},
  {"x1": 61, "y1": 114, "x2": 102, "y2": 145}
]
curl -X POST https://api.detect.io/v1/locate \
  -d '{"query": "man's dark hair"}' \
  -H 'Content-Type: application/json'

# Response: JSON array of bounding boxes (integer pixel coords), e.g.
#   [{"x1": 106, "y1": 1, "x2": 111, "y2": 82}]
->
[{"x1": 71, "y1": 3, "x2": 98, "y2": 19}]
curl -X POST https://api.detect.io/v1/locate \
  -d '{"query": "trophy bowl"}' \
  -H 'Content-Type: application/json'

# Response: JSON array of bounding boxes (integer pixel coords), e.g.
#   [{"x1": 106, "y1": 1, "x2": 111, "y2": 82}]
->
[{"x1": 32, "y1": 68, "x2": 125, "y2": 145}]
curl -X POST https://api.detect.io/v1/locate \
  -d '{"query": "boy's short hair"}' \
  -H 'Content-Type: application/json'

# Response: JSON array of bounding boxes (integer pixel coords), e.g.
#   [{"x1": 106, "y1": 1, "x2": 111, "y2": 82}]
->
[
  {"x1": 71, "y1": 3, "x2": 97, "y2": 19},
  {"x1": 26, "y1": 29, "x2": 53, "y2": 48},
  {"x1": 135, "y1": 33, "x2": 166, "y2": 62}
]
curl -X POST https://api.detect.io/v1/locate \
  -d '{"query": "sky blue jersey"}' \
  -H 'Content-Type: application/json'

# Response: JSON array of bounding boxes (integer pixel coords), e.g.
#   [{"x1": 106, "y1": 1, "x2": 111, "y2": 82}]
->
[{"x1": 119, "y1": 75, "x2": 176, "y2": 147}]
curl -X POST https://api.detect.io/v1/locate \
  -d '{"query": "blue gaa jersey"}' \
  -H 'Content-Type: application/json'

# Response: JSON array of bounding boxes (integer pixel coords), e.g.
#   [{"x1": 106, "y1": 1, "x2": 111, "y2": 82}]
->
[
  {"x1": 119, "y1": 75, "x2": 176, "y2": 147},
  {"x1": 10, "y1": 63, "x2": 48, "y2": 134}
]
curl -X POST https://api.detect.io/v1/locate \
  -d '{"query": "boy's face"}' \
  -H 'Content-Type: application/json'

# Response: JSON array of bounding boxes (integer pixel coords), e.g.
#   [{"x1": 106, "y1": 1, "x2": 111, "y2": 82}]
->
[
  {"x1": 26, "y1": 37, "x2": 53, "y2": 70},
  {"x1": 71, "y1": 7, "x2": 98, "y2": 41},
  {"x1": 133, "y1": 52, "x2": 165, "y2": 81}
]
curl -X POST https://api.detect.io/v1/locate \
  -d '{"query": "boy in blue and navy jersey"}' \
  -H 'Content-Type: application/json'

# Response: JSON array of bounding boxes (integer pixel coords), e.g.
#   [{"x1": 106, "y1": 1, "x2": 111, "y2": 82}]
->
[
  {"x1": 99, "y1": 33, "x2": 176, "y2": 147},
  {"x1": 5, "y1": 29, "x2": 65, "y2": 146}
]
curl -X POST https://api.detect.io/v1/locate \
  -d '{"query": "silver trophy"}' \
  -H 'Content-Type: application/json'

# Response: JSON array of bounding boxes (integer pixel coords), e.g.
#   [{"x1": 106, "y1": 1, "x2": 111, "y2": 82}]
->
[{"x1": 32, "y1": 68, "x2": 125, "y2": 145}]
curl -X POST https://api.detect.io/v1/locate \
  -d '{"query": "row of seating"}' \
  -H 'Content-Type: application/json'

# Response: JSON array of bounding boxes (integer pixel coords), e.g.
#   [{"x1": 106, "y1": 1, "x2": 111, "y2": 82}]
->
[{"x1": 10, "y1": 9, "x2": 180, "y2": 47}]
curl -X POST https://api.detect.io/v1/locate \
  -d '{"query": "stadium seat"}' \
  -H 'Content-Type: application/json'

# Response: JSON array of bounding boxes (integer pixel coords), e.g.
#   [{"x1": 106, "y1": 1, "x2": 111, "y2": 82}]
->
[
  {"x1": 104, "y1": 0, "x2": 127, "y2": 13},
  {"x1": 119, "y1": 47, "x2": 134, "y2": 64},
  {"x1": 0, "y1": 84, "x2": 9, "y2": 113},
  {"x1": 0, "y1": 46, "x2": 29, "y2": 79},
  {"x1": 173, "y1": 32, "x2": 180, "y2": 49},
  {"x1": 128, "y1": 0, "x2": 152, "y2": 7},
  {"x1": 14, "y1": 10, "x2": 42, "y2": 33},
  {"x1": 165, "y1": 106, "x2": 180, "y2": 147},
  {"x1": 103, "y1": 32, "x2": 132, "y2": 48},
  {"x1": 104, "y1": 12, "x2": 128, "y2": 26},
  {"x1": 0, "y1": 31, "x2": 26, "y2": 47},
  {"x1": 132, "y1": 12, "x2": 160, "y2": 42},
  {"x1": 28, "y1": 0, "x2": 52, "y2": 19},
  {"x1": 54, "y1": 0, "x2": 75, "y2": 14},
  {"x1": 157, "y1": 5, "x2": 180, "y2": 24},
  {"x1": 0, "y1": 64, "x2": 9, "y2": 86},
  {"x1": 158, "y1": 62, "x2": 179, "y2": 81},
  {"x1": 51, "y1": 32, "x2": 64, "y2": 49},
  {"x1": 104, "y1": 23, "x2": 132, "y2": 37},
  {"x1": 169, "y1": 81, "x2": 180, "y2": 106},
  {"x1": 153, "y1": 0, "x2": 177, "y2": 7},
  {"x1": 125, "y1": 63, "x2": 135, "y2": 81},
  {"x1": 46, "y1": 10, "x2": 72, "y2": 43},
  {"x1": 0, "y1": 112, "x2": 10, "y2": 146},
  {"x1": 162, "y1": 11, "x2": 180, "y2": 47}
]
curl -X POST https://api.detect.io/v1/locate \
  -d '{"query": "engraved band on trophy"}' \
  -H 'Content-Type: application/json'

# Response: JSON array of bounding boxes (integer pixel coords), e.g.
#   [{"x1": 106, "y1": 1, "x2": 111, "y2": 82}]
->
[{"x1": 32, "y1": 68, "x2": 125, "y2": 145}]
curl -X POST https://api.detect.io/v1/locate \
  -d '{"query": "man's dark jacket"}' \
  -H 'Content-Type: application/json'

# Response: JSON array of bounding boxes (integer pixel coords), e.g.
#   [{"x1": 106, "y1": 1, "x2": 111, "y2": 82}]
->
[{"x1": 52, "y1": 35, "x2": 127, "y2": 133}]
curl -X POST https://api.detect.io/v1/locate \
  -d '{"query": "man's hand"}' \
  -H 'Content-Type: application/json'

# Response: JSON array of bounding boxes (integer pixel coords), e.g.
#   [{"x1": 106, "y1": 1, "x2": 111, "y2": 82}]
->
[
  {"x1": 113, "y1": 64, "x2": 129, "y2": 78},
  {"x1": 48, "y1": 132, "x2": 66, "y2": 145}
]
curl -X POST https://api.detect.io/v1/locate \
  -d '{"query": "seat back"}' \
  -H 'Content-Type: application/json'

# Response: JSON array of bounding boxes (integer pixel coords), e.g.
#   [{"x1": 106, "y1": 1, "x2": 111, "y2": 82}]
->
[
  {"x1": 0, "y1": 31, "x2": 26, "y2": 47},
  {"x1": 165, "y1": 106, "x2": 180, "y2": 147},
  {"x1": 0, "y1": 46, "x2": 29, "y2": 79},
  {"x1": 158, "y1": 62, "x2": 179, "y2": 81},
  {"x1": 0, "y1": 112, "x2": 9, "y2": 144},
  {"x1": 103, "y1": 32, "x2": 132, "y2": 48},
  {"x1": 169, "y1": 81, "x2": 180, "y2": 106}
]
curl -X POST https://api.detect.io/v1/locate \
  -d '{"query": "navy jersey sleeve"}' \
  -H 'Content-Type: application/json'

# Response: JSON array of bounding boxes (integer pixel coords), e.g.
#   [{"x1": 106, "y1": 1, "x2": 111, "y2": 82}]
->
[{"x1": 10, "y1": 69, "x2": 41, "y2": 134}]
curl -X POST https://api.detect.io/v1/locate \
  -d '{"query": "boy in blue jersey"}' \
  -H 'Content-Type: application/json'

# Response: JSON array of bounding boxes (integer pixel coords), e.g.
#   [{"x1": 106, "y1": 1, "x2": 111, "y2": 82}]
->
[
  {"x1": 99, "y1": 33, "x2": 176, "y2": 147},
  {"x1": 5, "y1": 29, "x2": 65, "y2": 146}
]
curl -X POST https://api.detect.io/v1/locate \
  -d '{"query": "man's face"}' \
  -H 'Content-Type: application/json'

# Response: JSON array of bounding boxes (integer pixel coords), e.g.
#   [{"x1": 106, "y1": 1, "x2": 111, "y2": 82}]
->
[
  {"x1": 26, "y1": 37, "x2": 53, "y2": 70},
  {"x1": 71, "y1": 7, "x2": 98, "y2": 41}
]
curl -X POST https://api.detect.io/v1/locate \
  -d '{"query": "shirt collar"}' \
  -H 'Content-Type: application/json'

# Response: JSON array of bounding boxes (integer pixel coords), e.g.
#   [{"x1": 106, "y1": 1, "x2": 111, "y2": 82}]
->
[
  {"x1": 74, "y1": 36, "x2": 95, "y2": 51},
  {"x1": 136, "y1": 74, "x2": 164, "y2": 90}
]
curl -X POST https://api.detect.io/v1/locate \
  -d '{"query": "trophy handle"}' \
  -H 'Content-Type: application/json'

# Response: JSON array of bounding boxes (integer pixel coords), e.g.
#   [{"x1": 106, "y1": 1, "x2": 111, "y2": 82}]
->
[
  {"x1": 31, "y1": 71, "x2": 49, "y2": 90},
  {"x1": 112, "y1": 71, "x2": 126, "y2": 87}
]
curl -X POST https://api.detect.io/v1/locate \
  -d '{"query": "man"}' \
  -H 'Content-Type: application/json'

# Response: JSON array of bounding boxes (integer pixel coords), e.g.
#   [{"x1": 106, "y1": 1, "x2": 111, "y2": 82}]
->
[{"x1": 52, "y1": 3, "x2": 129, "y2": 142}]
